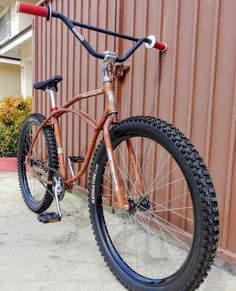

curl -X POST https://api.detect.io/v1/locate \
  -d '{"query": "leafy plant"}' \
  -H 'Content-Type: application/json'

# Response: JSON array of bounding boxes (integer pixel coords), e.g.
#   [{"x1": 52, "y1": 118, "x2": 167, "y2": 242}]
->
[{"x1": 0, "y1": 96, "x2": 32, "y2": 157}]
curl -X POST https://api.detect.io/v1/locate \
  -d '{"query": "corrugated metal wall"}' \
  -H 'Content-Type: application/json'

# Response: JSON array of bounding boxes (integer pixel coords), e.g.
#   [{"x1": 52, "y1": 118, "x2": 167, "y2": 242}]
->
[{"x1": 34, "y1": 0, "x2": 236, "y2": 264}]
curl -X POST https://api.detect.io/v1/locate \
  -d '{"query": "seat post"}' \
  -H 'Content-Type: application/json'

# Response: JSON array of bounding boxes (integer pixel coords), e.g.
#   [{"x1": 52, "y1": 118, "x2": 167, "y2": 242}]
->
[{"x1": 47, "y1": 88, "x2": 58, "y2": 111}]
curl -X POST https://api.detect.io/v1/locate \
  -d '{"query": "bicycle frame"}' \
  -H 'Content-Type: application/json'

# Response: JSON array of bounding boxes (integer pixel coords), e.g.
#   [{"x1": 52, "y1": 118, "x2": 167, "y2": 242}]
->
[
  {"x1": 16, "y1": 4, "x2": 219, "y2": 288},
  {"x1": 18, "y1": 2, "x2": 166, "y2": 210},
  {"x1": 28, "y1": 59, "x2": 138, "y2": 209}
]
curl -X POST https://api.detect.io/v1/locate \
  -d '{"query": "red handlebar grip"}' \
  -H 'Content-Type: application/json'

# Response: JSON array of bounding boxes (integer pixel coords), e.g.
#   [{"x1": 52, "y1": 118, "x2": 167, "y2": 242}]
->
[
  {"x1": 154, "y1": 41, "x2": 168, "y2": 52},
  {"x1": 16, "y1": 2, "x2": 48, "y2": 18}
]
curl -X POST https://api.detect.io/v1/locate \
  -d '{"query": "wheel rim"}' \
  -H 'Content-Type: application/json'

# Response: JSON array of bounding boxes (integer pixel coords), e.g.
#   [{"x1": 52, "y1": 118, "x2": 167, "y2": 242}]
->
[{"x1": 97, "y1": 134, "x2": 196, "y2": 285}]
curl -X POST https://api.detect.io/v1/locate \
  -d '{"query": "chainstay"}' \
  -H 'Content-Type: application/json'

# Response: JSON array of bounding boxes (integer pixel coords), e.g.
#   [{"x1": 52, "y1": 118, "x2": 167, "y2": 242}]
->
[{"x1": 27, "y1": 158, "x2": 65, "y2": 201}]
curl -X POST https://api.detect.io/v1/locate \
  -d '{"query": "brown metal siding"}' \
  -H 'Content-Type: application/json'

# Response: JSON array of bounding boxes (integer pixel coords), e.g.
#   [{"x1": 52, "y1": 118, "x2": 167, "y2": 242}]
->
[{"x1": 34, "y1": 0, "x2": 236, "y2": 263}]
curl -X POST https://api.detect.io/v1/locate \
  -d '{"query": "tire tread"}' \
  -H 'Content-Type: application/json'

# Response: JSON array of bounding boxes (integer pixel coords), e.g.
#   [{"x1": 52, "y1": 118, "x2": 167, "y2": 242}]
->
[
  {"x1": 17, "y1": 113, "x2": 59, "y2": 213},
  {"x1": 88, "y1": 116, "x2": 219, "y2": 291}
]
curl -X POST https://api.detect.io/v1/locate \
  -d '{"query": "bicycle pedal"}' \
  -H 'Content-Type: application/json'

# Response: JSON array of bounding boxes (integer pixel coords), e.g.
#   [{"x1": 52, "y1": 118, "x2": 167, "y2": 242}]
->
[
  {"x1": 68, "y1": 156, "x2": 84, "y2": 163},
  {"x1": 37, "y1": 212, "x2": 61, "y2": 224}
]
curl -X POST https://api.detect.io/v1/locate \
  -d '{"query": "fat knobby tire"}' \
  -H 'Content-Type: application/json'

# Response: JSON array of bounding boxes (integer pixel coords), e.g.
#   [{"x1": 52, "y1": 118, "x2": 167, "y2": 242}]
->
[
  {"x1": 17, "y1": 113, "x2": 59, "y2": 213},
  {"x1": 88, "y1": 116, "x2": 219, "y2": 291}
]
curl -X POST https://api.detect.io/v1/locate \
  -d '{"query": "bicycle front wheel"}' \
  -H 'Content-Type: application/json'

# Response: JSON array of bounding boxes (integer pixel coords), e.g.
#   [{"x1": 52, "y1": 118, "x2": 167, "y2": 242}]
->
[{"x1": 89, "y1": 116, "x2": 219, "y2": 291}]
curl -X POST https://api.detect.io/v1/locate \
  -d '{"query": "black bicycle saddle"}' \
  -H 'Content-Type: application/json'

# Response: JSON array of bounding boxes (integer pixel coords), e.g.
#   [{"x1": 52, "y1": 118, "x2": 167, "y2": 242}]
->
[{"x1": 33, "y1": 75, "x2": 63, "y2": 91}]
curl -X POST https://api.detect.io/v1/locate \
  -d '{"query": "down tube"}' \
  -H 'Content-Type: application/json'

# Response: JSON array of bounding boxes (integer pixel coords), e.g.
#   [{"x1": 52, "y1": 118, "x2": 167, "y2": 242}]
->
[{"x1": 65, "y1": 110, "x2": 109, "y2": 186}]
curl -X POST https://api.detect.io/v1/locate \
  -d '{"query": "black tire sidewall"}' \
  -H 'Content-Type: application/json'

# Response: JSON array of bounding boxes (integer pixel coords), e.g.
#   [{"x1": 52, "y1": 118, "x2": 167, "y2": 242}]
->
[
  {"x1": 17, "y1": 114, "x2": 56, "y2": 213},
  {"x1": 89, "y1": 119, "x2": 205, "y2": 291}
]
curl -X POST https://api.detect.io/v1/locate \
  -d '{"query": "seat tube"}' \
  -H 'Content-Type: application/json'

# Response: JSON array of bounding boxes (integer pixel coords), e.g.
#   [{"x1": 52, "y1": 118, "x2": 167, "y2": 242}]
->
[{"x1": 53, "y1": 117, "x2": 67, "y2": 179}]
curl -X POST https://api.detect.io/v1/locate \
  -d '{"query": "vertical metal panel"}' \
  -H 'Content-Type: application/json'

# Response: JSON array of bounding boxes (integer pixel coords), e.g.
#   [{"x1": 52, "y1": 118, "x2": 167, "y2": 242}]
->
[{"x1": 33, "y1": 0, "x2": 236, "y2": 264}]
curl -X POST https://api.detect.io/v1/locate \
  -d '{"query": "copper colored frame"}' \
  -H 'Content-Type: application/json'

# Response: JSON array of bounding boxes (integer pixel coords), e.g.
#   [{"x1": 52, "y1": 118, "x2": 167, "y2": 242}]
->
[
  {"x1": 29, "y1": 79, "x2": 131, "y2": 209},
  {"x1": 29, "y1": 88, "x2": 105, "y2": 184}
]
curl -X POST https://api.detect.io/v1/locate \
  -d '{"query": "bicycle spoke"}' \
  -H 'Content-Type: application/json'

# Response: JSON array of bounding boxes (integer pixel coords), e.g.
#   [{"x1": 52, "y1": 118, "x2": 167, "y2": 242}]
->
[
  {"x1": 98, "y1": 134, "x2": 196, "y2": 281},
  {"x1": 144, "y1": 177, "x2": 186, "y2": 197},
  {"x1": 134, "y1": 211, "x2": 165, "y2": 278},
  {"x1": 159, "y1": 191, "x2": 190, "y2": 206},
  {"x1": 146, "y1": 154, "x2": 172, "y2": 194},
  {"x1": 144, "y1": 207, "x2": 192, "y2": 246},
  {"x1": 150, "y1": 201, "x2": 193, "y2": 223}
]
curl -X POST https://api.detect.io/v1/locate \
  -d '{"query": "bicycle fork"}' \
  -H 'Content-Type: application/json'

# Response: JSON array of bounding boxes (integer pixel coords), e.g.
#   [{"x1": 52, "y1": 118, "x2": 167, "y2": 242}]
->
[
  {"x1": 102, "y1": 52, "x2": 144, "y2": 210},
  {"x1": 103, "y1": 114, "x2": 144, "y2": 210},
  {"x1": 103, "y1": 114, "x2": 129, "y2": 210}
]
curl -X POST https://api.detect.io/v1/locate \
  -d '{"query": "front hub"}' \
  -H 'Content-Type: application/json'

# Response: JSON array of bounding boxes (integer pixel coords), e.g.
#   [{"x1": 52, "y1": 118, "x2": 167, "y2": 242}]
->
[
  {"x1": 137, "y1": 196, "x2": 151, "y2": 211},
  {"x1": 128, "y1": 196, "x2": 151, "y2": 214}
]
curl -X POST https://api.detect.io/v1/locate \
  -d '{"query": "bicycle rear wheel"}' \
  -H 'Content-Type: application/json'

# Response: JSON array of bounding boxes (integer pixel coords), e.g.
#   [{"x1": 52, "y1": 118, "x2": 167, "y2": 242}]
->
[
  {"x1": 17, "y1": 113, "x2": 59, "y2": 213},
  {"x1": 89, "y1": 116, "x2": 219, "y2": 291}
]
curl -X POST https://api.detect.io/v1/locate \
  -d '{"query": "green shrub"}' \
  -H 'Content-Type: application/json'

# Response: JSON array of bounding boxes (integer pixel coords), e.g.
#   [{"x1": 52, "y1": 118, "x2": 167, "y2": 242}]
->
[{"x1": 0, "y1": 96, "x2": 32, "y2": 157}]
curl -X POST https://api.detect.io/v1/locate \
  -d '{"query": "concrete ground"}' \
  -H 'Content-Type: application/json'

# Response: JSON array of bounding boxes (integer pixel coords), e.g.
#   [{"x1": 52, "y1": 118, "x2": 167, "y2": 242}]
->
[{"x1": 0, "y1": 172, "x2": 236, "y2": 291}]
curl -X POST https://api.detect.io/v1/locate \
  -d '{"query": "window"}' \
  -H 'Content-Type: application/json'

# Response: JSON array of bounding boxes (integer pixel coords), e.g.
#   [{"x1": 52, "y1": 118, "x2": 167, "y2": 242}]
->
[{"x1": 0, "y1": 9, "x2": 11, "y2": 43}]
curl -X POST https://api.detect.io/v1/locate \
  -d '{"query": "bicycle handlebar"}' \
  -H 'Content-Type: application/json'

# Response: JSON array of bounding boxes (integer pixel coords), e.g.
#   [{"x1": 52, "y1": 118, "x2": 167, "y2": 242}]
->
[
  {"x1": 16, "y1": 2, "x2": 50, "y2": 19},
  {"x1": 16, "y1": 2, "x2": 167, "y2": 62}
]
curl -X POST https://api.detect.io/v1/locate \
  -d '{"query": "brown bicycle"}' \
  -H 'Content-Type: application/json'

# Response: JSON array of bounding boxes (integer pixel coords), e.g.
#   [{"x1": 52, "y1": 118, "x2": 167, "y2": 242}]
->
[{"x1": 17, "y1": 2, "x2": 219, "y2": 291}]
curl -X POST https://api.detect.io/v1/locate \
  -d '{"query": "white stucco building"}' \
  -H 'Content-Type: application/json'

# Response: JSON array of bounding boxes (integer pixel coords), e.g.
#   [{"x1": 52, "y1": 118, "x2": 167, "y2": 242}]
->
[{"x1": 0, "y1": 0, "x2": 37, "y2": 98}]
